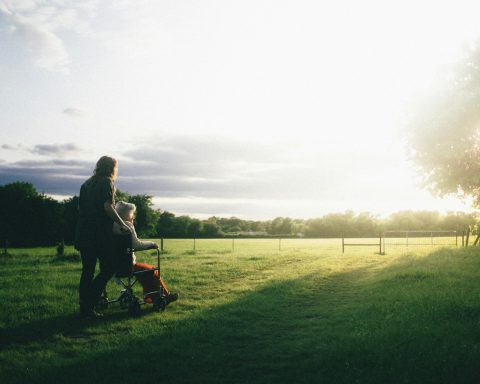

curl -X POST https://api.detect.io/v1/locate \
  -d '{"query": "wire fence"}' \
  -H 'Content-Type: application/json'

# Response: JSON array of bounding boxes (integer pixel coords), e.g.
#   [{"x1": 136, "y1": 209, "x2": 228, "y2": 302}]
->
[
  {"x1": 2, "y1": 233, "x2": 462, "y2": 257},
  {"x1": 157, "y1": 232, "x2": 459, "y2": 255},
  {"x1": 158, "y1": 238, "x2": 341, "y2": 253},
  {"x1": 382, "y1": 230, "x2": 457, "y2": 254}
]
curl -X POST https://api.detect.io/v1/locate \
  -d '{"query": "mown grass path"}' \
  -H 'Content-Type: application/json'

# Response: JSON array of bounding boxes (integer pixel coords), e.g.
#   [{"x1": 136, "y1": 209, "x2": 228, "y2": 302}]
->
[{"x1": 0, "y1": 240, "x2": 479, "y2": 383}]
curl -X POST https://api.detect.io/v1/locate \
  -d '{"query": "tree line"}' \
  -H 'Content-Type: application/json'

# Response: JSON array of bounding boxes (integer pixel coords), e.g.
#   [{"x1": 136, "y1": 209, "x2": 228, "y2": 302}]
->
[{"x1": 1, "y1": 182, "x2": 478, "y2": 247}]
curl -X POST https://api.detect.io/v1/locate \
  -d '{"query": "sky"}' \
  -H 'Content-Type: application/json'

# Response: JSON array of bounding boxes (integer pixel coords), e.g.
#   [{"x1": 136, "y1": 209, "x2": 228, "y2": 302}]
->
[{"x1": 1, "y1": 0, "x2": 480, "y2": 220}]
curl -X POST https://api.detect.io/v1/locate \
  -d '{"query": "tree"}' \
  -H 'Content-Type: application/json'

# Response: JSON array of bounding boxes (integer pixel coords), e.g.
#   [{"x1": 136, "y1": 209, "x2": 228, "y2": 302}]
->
[
  {"x1": 385, "y1": 211, "x2": 432, "y2": 231},
  {"x1": 59, "y1": 196, "x2": 79, "y2": 243},
  {"x1": 202, "y1": 217, "x2": 223, "y2": 237},
  {"x1": 187, "y1": 219, "x2": 203, "y2": 237},
  {"x1": 0, "y1": 182, "x2": 63, "y2": 246},
  {"x1": 441, "y1": 211, "x2": 479, "y2": 232},
  {"x1": 354, "y1": 212, "x2": 380, "y2": 236},
  {"x1": 279, "y1": 217, "x2": 294, "y2": 236},
  {"x1": 172, "y1": 216, "x2": 192, "y2": 237},
  {"x1": 115, "y1": 189, "x2": 131, "y2": 203},
  {"x1": 268, "y1": 217, "x2": 283, "y2": 235},
  {"x1": 115, "y1": 190, "x2": 159, "y2": 237},
  {"x1": 409, "y1": 42, "x2": 480, "y2": 205},
  {"x1": 157, "y1": 211, "x2": 176, "y2": 237},
  {"x1": 128, "y1": 194, "x2": 159, "y2": 237}
]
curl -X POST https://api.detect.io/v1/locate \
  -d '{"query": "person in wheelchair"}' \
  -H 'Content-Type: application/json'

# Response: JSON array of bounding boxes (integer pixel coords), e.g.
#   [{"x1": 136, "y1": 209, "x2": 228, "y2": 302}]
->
[{"x1": 113, "y1": 201, "x2": 178, "y2": 305}]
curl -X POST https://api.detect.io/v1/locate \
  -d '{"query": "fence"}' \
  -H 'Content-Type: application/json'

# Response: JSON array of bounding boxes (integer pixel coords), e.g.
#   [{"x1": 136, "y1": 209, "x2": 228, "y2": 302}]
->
[
  {"x1": 341, "y1": 235, "x2": 383, "y2": 254},
  {"x1": 154, "y1": 233, "x2": 461, "y2": 254},
  {"x1": 157, "y1": 238, "x2": 339, "y2": 253},
  {"x1": 159, "y1": 233, "x2": 458, "y2": 255},
  {"x1": 382, "y1": 230, "x2": 458, "y2": 254},
  {"x1": 340, "y1": 230, "x2": 459, "y2": 254},
  {"x1": 0, "y1": 233, "x2": 462, "y2": 256}
]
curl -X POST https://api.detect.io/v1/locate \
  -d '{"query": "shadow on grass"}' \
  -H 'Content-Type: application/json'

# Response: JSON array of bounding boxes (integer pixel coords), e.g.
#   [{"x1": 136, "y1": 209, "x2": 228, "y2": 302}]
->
[
  {"x1": 0, "y1": 308, "x2": 142, "y2": 351},
  {"x1": 3, "y1": 248, "x2": 480, "y2": 384}
]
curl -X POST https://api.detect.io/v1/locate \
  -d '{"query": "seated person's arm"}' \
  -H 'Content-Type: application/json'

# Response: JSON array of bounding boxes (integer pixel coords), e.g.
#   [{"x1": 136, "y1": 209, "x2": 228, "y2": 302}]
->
[{"x1": 125, "y1": 221, "x2": 158, "y2": 251}]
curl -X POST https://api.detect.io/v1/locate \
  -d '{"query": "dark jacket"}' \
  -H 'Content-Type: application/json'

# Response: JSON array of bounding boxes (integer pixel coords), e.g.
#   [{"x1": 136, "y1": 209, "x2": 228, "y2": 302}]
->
[{"x1": 74, "y1": 176, "x2": 115, "y2": 250}]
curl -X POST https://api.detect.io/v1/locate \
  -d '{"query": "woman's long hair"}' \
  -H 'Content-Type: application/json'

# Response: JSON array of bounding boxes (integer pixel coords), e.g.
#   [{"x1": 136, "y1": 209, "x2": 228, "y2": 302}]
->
[{"x1": 93, "y1": 156, "x2": 117, "y2": 181}]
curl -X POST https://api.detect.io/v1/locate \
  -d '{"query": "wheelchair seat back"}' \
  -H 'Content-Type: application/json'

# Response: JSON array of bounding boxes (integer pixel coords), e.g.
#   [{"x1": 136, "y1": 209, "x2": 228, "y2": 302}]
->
[{"x1": 113, "y1": 233, "x2": 134, "y2": 278}]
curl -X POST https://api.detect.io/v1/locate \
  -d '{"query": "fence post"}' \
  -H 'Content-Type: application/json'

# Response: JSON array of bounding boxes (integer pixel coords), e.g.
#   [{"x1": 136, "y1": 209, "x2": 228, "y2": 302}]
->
[
  {"x1": 57, "y1": 239, "x2": 65, "y2": 257},
  {"x1": 466, "y1": 227, "x2": 470, "y2": 246},
  {"x1": 379, "y1": 233, "x2": 382, "y2": 254}
]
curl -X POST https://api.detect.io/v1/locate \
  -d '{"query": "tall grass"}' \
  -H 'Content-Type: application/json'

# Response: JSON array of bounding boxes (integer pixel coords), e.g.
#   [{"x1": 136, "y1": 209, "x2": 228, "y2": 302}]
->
[{"x1": 0, "y1": 240, "x2": 479, "y2": 383}]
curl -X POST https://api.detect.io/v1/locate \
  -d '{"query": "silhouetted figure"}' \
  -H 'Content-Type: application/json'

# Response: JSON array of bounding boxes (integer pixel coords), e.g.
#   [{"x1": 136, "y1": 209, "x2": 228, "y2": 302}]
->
[{"x1": 74, "y1": 156, "x2": 130, "y2": 318}]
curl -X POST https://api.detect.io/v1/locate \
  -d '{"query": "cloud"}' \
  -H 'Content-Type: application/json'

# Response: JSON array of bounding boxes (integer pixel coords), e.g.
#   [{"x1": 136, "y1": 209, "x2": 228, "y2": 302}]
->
[
  {"x1": 15, "y1": 18, "x2": 70, "y2": 72},
  {"x1": 115, "y1": 133, "x2": 415, "y2": 210},
  {"x1": 0, "y1": 134, "x2": 334, "y2": 201},
  {"x1": 0, "y1": 158, "x2": 91, "y2": 194},
  {"x1": 118, "y1": 135, "x2": 286, "y2": 189},
  {"x1": 114, "y1": 134, "x2": 355, "y2": 201},
  {"x1": 63, "y1": 107, "x2": 87, "y2": 117},
  {"x1": 1, "y1": 144, "x2": 17, "y2": 150},
  {"x1": 0, "y1": 133, "x2": 414, "y2": 218},
  {"x1": 0, "y1": 0, "x2": 98, "y2": 72},
  {"x1": 2, "y1": 142, "x2": 82, "y2": 157},
  {"x1": 31, "y1": 143, "x2": 81, "y2": 156},
  {"x1": 15, "y1": 159, "x2": 88, "y2": 168}
]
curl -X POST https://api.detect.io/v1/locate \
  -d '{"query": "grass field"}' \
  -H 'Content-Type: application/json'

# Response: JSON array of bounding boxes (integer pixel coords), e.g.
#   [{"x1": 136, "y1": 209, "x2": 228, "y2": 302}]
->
[{"x1": 1, "y1": 239, "x2": 479, "y2": 383}]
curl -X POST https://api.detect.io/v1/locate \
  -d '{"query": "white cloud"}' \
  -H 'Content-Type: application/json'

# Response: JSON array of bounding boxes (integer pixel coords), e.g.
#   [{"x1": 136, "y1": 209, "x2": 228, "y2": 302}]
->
[
  {"x1": 1, "y1": 144, "x2": 17, "y2": 150},
  {"x1": 31, "y1": 143, "x2": 81, "y2": 156},
  {"x1": 0, "y1": 0, "x2": 98, "y2": 72},
  {"x1": 15, "y1": 18, "x2": 70, "y2": 72},
  {"x1": 63, "y1": 107, "x2": 87, "y2": 117},
  {"x1": 0, "y1": 135, "x2": 473, "y2": 219}
]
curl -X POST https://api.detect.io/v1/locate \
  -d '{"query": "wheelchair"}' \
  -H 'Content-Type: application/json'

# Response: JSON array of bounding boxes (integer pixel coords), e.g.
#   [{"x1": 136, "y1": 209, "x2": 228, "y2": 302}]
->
[{"x1": 97, "y1": 234, "x2": 168, "y2": 316}]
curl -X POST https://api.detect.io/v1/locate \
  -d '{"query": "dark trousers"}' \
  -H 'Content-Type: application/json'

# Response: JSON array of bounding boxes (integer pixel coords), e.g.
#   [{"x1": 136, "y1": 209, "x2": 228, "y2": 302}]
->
[{"x1": 79, "y1": 246, "x2": 116, "y2": 309}]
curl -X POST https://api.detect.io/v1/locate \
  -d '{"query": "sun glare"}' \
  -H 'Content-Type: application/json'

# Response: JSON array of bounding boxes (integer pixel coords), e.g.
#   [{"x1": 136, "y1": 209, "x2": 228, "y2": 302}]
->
[{"x1": 2, "y1": 0, "x2": 480, "y2": 218}]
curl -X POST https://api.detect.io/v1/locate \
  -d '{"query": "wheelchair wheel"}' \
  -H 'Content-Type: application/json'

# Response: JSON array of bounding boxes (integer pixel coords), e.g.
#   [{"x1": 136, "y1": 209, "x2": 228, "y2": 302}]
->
[
  {"x1": 153, "y1": 296, "x2": 167, "y2": 312},
  {"x1": 119, "y1": 291, "x2": 129, "y2": 309},
  {"x1": 128, "y1": 299, "x2": 141, "y2": 316},
  {"x1": 95, "y1": 296, "x2": 109, "y2": 311}
]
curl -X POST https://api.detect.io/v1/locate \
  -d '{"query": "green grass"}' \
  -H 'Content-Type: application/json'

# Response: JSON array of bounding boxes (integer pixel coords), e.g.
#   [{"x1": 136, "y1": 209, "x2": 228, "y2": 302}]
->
[{"x1": 1, "y1": 239, "x2": 479, "y2": 383}]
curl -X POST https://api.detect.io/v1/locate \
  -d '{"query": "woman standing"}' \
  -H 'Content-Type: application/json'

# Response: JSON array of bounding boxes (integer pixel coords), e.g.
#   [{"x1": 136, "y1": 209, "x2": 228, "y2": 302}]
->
[{"x1": 74, "y1": 156, "x2": 130, "y2": 318}]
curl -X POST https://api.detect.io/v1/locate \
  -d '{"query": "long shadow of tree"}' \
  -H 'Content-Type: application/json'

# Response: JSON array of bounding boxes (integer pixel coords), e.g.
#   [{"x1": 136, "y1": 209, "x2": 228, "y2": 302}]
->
[{"x1": 3, "y1": 247, "x2": 480, "y2": 384}]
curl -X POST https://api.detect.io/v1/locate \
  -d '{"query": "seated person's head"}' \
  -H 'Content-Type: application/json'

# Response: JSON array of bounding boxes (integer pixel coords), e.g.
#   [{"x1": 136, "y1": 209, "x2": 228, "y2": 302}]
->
[{"x1": 115, "y1": 201, "x2": 136, "y2": 222}]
